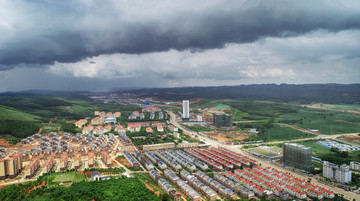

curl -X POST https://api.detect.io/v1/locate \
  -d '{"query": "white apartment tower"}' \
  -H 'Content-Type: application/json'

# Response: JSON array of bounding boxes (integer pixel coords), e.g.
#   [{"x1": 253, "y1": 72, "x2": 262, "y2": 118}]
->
[
  {"x1": 323, "y1": 161, "x2": 352, "y2": 184},
  {"x1": 182, "y1": 100, "x2": 190, "y2": 120}
]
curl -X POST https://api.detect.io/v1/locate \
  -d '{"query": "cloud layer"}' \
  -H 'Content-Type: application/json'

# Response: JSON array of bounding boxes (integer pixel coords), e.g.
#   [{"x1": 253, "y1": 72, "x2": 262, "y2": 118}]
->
[
  {"x1": 1, "y1": 0, "x2": 360, "y2": 67},
  {"x1": 0, "y1": 0, "x2": 359, "y2": 91}
]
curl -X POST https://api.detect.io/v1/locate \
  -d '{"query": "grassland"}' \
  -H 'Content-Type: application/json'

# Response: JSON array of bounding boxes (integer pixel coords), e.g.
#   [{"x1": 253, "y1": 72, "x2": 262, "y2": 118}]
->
[
  {"x1": 194, "y1": 99, "x2": 298, "y2": 121},
  {"x1": 276, "y1": 108, "x2": 360, "y2": 134},
  {"x1": 52, "y1": 173, "x2": 88, "y2": 184},
  {"x1": 263, "y1": 124, "x2": 316, "y2": 141},
  {"x1": 308, "y1": 103, "x2": 360, "y2": 111},
  {"x1": 183, "y1": 125, "x2": 214, "y2": 132}
]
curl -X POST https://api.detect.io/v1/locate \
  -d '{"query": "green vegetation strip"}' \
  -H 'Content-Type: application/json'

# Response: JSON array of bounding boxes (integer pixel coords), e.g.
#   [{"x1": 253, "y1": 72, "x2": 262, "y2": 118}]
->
[{"x1": 0, "y1": 177, "x2": 159, "y2": 201}]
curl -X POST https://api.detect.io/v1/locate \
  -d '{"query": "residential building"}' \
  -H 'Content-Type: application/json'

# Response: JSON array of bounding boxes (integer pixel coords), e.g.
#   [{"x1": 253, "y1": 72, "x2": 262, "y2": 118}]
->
[
  {"x1": 105, "y1": 117, "x2": 117, "y2": 124},
  {"x1": 91, "y1": 171, "x2": 100, "y2": 181},
  {"x1": 143, "y1": 143, "x2": 175, "y2": 151},
  {"x1": 146, "y1": 127, "x2": 153, "y2": 133},
  {"x1": 74, "y1": 119, "x2": 87, "y2": 128},
  {"x1": 168, "y1": 125, "x2": 178, "y2": 132},
  {"x1": 59, "y1": 154, "x2": 69, "y2": 171},
  {"x1": 43, "y1": 155, "x2": 55, "y2": 173},
  {"x1": 157, "y1": 125, "x2": 164, "y2": 132},
  {"x1": 92, "y1": 126, "x2": 104, "y2": 135},
  {"x1": 0, "y1": 153, "x2": 23, "y2": 179},
  {"x1": 88, "y1": 152, "x2": 95, "y2": 168},
  {"x1": 101, "y1": 151, "x2": 111, "y2": 167},
  {"x1": 350, "y1": 161, "x2": 360, "y2": 171},
  {"x1": 82, "y1": 125, "x2": 94, "y2": 135},
  {"x1": 113, "y1": 112, "x2": 121, "y2": 117},
  {"x1": 283, "y1": 143, "x2": 314, "y2": 171},
  {"x1": 323, "y1": 161, "x2": 352, "y2": 184},
  {"x1": 74, "y1": 153, "x2": 82, "y2": 169},
  {"x1": 213, "y1": 113, "x2": 233, "y2": 127},
  {"x1": 182, "y1": 100, "x2": 190, "y2": 120},
  {"x1": 103, "y1": 124, "x2": 112, "y2": 133},
  {"x1": 115, "y1": 125, "x2": 127, "y2": 133},
  {"x1": 26, "y1": 157, "x2": 40, "y2": 178},
  {"x1": 196, "y1": 115, "x2": 203, "y2": 122}
]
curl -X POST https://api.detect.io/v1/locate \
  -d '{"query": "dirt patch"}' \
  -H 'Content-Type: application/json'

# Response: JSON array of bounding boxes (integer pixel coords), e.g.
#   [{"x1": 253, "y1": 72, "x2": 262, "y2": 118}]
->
[
  {"x1": 143, "y1": 181, "x2": 161, "y2": 198},
  {"x1": 205, "y1": 132, "x2": 249, "y2": 142},
  {"x1": 343, "y1": 136, "x2": 360, "y2": 142},
  {"x1": 306, "y1": 105, "x2": 360, "y2": 115},
  {"x1": 0, "y1": 139, "x2": 11, "y2": 147},
  {"x1": 116, "y1": 158, "x2": 131, "y2": 168}
]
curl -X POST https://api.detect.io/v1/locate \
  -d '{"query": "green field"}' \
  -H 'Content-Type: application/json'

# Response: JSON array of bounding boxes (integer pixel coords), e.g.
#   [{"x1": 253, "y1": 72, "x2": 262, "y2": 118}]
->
[
  {"x1": 52, "y1": 173, "x2": 88, "y2": 183},
  {"x1": 237, "y1": 121, "x2": 315, "y2": 141},
  {"x1": 183, "y1": 125, "x2": 214, "y2": 132},
  {"x1": 276, "y1": 108, "x2": 360, "y2": 134},
  {"x1": 309, "y1": 103, "x2": 360, "y2": 111},
  {"x1": 263, "y1": 124, "x2": 316, "y2": 141},
  {"x1": 294, "y1": 140, "x2": 334, "y2": 156},
  {"x1": 195, "y1": 99, "x2": 298, "y2": 121}
]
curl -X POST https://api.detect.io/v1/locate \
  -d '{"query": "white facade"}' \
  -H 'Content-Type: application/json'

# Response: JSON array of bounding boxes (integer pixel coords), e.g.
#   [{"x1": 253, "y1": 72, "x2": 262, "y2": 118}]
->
[
  {"x1": 196, "y1": 115, "x2": 203, "y2": 122},
  {"x1": 182, "y1": 100, "x2": 189, "y2": 119},
  {"x1": 323, "y1": 161, "x2": 352, "y2": 184},
  {"x1": 350, "y1": 161, "x2": 360, "y2": 171}
]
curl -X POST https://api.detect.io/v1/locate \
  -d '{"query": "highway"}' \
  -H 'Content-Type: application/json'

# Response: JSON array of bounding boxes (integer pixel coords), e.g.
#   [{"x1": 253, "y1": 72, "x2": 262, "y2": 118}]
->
[{"x1": 167, "y1": 110, "x2": 360, "y2": 201}]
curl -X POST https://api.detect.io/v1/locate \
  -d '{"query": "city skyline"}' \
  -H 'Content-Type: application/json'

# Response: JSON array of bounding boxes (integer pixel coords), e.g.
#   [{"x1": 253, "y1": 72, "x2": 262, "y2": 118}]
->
[{"x1": 0, "y1": 0, "x2": 360, "y2": 92}]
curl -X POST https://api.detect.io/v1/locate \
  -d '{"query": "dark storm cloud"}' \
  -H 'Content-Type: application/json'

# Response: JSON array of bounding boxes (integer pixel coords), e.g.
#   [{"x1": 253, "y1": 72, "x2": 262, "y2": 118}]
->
[{"x1": 1, "y1": 0, "x2": 360, "y2": 68}]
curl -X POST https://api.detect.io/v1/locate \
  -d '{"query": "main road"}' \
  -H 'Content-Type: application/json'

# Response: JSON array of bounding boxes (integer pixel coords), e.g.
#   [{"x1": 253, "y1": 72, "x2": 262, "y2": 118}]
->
[{"x1": 167, "y1": 110, "x2": 359, "y2": 201}]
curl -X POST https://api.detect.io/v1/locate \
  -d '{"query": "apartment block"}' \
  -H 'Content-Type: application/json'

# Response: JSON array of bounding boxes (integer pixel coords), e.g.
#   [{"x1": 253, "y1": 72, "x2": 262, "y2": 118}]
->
[
  {"x1": 0, "y1": 153, "x2": 23, "y2": 179},
  {"x1": 43, "y1": 155, "x2": 55, "y2": 173},
  {"x1": 26, "y1": 157, "x2": 40, "y2": 178},
  {"x1": 101, "y1": 151, "x2": 112, "y2": 167},
  {"x1": 283, "y1": 143, "x2": 314, "y2": 171},
  {"x1": 323, "y1": 161, "x2": 352, "y2": 184},
  {"x1": 59, "y1": 154, "x2": 69, "y2": 171}
]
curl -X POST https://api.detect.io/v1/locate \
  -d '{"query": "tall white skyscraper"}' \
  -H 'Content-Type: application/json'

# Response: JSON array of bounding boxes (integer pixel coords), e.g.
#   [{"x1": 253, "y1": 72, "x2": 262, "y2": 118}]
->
[{"x1": 182, "y1": 100, "x2": 189, "y2": 120}]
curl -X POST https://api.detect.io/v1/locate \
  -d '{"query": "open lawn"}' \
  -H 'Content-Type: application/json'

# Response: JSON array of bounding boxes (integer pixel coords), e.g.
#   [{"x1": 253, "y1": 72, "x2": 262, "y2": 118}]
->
[
  {"x1": 276, "y1": 108, "x2": 360, "y2": 134},
  {"x1": 52, "y1": 173, "x2": 87, "y2": 183}
]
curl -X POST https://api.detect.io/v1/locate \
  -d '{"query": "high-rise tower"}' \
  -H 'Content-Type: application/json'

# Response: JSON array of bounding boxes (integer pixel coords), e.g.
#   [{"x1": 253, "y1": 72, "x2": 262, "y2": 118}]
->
[{"x1": 182, "y1": 100, "x2": 189, "y2": 121}]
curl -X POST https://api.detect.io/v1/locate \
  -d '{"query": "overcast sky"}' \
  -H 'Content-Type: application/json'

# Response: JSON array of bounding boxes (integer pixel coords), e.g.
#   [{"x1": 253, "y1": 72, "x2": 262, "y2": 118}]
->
[{"x1": 0, "y1": 0, "x2": 359, "y2": 92}]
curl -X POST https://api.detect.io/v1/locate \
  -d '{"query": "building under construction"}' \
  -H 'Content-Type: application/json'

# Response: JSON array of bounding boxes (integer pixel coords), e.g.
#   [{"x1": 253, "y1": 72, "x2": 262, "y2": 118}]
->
[{"x1": 283, "y1": 143, "x2": 314, "y2": 171}]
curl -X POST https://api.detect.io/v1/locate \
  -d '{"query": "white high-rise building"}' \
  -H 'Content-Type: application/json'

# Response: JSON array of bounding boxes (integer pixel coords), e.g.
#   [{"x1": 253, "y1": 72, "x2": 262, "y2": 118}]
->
[
  {"x1": 182, "y1": 100, "x2": 189, "y2": 120},
  {"x1": 323, "y1": 161, "x2": 352, "y2": 184}
]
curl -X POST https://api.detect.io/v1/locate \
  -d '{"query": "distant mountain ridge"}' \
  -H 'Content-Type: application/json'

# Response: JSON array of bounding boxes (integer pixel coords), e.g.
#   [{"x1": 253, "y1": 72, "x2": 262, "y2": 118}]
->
[{"x1": 123, "y1": 83, "x2": 360, "y2": 104}]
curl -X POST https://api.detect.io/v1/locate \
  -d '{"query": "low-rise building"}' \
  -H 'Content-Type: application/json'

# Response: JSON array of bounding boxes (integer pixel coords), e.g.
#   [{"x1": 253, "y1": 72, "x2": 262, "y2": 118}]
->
[{"x1": 143, "y1": 143, "x2": 175, "y2": 151}]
